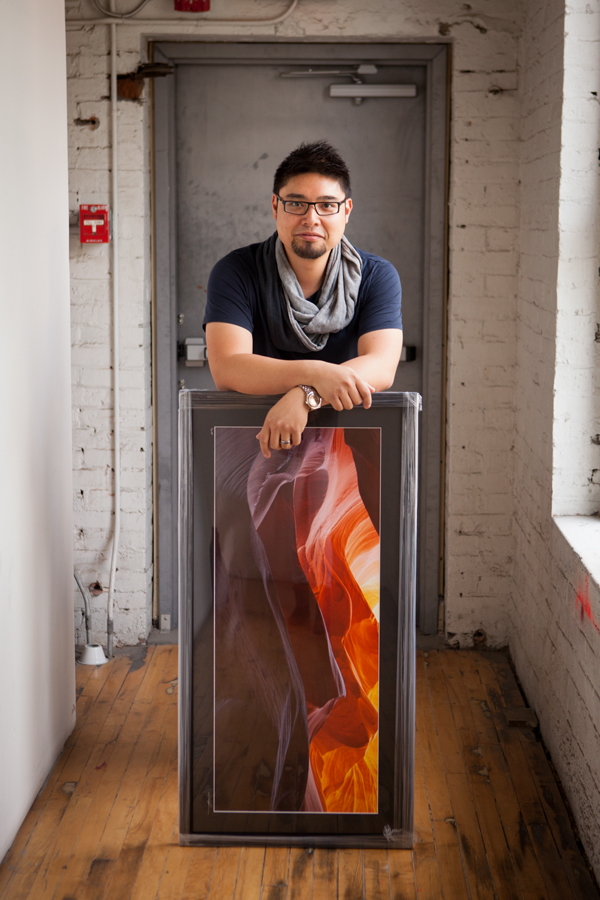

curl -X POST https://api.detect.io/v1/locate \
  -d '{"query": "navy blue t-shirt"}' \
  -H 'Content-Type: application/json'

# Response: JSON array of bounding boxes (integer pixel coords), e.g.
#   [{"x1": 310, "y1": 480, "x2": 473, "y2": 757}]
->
[{"x1": 203, "y1": 239, "x2": 402, "y2": 364}]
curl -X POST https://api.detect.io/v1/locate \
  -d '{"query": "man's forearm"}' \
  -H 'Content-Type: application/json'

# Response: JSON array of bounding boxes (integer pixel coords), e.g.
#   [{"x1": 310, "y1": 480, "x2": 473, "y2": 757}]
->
[
  {"x1": 340, "y1": 329, "x2": 403, "y2": 391},
  {"x1": 211, "y1": 352, "x2": 397, "y2": 396},
  {"x1": 209, "y1": 352, "x2": 326, "y2": 395},
  {"x1": 340, "y1": 354, "x2": 396, "y2": 391}
]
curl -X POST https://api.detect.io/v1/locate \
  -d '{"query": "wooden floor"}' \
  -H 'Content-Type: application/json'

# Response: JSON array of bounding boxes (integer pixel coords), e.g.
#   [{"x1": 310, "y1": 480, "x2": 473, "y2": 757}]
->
[{"x1": 1, "y1": 645, "x2": 598, "y2": 900}]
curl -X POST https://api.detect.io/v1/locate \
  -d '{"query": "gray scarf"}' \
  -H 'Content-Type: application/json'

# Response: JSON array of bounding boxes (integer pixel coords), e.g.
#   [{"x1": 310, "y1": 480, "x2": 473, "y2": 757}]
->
[{"x1": 256, "y1": 232, "x2": 362, "y2": 353}]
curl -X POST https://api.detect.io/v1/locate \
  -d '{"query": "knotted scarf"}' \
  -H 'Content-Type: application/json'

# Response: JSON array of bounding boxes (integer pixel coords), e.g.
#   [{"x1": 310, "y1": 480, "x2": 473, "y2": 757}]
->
[{"x1": 256, "y1": 232, "x2": 362, "y2": 353}]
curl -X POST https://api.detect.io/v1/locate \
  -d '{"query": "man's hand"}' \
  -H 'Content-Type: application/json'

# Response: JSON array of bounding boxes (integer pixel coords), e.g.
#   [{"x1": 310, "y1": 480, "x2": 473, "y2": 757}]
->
[
  {"x1": 311, "y1": 362, "x2": 375, "y2": 411},
  {"x1": 257, "y1": 387, "x2": 309, "y2": 458}
]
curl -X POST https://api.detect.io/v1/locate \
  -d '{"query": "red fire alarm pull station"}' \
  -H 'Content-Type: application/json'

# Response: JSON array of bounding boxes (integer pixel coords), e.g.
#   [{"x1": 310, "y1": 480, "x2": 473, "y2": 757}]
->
[
  {"x1": 174, "y1": 0, "x2": 210, "y2": 9},
  {"x1": 79, "y1": 204, "x2": 110, "y2": 244}
]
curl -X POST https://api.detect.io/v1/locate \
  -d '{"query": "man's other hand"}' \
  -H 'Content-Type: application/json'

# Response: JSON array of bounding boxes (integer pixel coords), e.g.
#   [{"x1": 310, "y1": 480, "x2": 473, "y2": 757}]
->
[
  {"x1": 312, "y1": 363, "x2": 375, "y2": 412},
  {"x1": 257, "y1": 387, "x2": 309, "y2": 458}
]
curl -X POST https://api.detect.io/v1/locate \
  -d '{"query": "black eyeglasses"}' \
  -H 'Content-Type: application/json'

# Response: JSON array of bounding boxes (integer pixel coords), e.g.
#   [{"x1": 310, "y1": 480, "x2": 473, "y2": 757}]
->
[{"x1": 276, "y1": 196, "x2": 347, "y2": 216}]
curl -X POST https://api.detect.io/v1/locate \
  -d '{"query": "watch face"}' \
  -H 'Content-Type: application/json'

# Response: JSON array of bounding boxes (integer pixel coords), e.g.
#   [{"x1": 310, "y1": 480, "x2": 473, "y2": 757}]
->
[{"x1": 307, "y1": 393, "x2": 319, "y2": 410}]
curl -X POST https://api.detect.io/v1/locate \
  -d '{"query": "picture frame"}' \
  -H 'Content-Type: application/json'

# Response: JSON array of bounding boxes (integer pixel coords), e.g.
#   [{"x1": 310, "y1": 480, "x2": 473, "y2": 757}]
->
[{"x1": 178, "y1": 391, "x2": 419, "y2": 848}]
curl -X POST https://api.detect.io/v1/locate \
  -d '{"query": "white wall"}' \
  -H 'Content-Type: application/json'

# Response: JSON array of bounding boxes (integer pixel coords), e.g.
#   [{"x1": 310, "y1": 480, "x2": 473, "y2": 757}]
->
[
  {"x1": 68, "y1": 18, "x2": 153, "y2": 646},
  {"x1": 512, "y1": 0, "x2": 600, "y2": 875},
  {"x1": 66, "y1": 0, "x2": 522, "y2": 648},
  {"x1": 553, "y1": 3, "x2": 600, "y2": 515},
  {"x1": 0, "y1": 0, "x2": 75, "y2": 862}
]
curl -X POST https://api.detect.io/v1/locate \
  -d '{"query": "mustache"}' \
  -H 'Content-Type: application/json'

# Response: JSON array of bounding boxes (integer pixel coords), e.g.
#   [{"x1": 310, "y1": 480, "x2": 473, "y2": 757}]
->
[{"x1": 291, "y1": 236, "x2": 328, "y2": 260}]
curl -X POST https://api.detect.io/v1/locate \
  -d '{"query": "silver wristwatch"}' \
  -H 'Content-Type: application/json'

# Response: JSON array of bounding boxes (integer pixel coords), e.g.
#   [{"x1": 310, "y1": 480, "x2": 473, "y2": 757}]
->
[{"x1": 298, "y1": 384, "x2": 322, "y2": 410}]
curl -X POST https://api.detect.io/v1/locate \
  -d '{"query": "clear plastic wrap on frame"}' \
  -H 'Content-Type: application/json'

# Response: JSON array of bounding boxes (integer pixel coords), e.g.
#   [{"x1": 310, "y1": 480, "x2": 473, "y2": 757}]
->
[{"x1": 178, "y1": 391, "x2": 420, "y2": 848}]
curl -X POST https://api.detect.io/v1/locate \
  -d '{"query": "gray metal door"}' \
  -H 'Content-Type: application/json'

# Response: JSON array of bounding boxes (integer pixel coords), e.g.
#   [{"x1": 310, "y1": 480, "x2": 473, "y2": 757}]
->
[{"x1": 153, "y1": 42, "x2": 447, "y2": 632}]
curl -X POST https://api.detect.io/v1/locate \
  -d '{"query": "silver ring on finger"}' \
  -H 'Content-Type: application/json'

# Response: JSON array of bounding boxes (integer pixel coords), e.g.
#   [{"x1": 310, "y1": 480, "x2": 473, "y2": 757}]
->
[{"x1": 280, "y1": 438, "x2": 292, "y2": 446}]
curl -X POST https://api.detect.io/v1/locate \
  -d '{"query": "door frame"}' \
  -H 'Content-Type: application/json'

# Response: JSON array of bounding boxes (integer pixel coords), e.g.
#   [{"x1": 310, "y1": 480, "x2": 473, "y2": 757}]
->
[{"x1": 151, "y1": 39, "x2": 448, "y2": 633}]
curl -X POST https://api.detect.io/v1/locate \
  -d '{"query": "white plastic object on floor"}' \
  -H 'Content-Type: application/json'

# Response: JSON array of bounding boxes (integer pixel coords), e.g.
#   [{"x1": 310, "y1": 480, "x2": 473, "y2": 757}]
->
[{"x1": 79, "y1": 643, "x2": 108, "y2": 666}]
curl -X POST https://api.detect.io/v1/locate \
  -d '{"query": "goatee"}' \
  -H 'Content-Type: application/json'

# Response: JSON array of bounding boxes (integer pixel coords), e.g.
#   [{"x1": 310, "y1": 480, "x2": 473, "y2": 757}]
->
[{"x1": 291, "y1": 236, "x2": 328, "y2": 260}]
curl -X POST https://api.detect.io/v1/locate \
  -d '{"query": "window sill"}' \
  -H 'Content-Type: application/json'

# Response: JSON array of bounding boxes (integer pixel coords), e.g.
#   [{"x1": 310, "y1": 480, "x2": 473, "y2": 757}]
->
[{"x1": 553, "y1": 515, "x2": 600, "y2": 591}]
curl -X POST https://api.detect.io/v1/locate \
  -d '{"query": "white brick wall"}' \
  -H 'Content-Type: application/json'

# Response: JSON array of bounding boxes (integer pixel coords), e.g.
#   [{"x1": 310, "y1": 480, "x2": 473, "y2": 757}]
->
[
  {"x1": 67, "y1": 15, "x2": 152, "y2": 646},
  {"x1": 511, "y1": 0, "x2": 600, "y2": 877},
  {"x1": 553, "y1": 1, "x2": 600, "y2": 515},
  {"x1": 65, "y1": 0, "x2": 600, "y2": 874},
  {"x1": 445, "y1": 15, "x2": 521, "y2": 647},
  {"x1": 66, "y1": 0, "x2": 523, "y2": 648}
]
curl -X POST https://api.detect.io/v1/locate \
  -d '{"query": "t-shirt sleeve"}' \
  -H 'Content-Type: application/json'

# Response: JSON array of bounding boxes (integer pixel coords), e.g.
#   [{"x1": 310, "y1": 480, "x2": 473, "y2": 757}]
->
[
  {"x1": 203, "y1": 252, "x2": 255, "y2": 333},
  {"x1": 356, "y1": 257, "x2": 403, "y2": 337}
]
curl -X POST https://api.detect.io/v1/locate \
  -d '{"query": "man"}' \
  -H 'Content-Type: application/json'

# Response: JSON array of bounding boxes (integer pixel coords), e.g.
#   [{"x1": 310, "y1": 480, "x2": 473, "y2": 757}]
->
[
  {"x1": 203, "y1": 142, "x2": 403, "y2": 813},
  {"x1": 204, "y1": 140, "x2": 403, "y2": 454}
]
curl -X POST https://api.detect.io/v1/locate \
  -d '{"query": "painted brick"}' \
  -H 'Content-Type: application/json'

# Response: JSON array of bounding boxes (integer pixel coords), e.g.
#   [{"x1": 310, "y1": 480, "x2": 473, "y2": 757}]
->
[{"x1": 67, "y1": 0, "x2": 523, "y2": 768}]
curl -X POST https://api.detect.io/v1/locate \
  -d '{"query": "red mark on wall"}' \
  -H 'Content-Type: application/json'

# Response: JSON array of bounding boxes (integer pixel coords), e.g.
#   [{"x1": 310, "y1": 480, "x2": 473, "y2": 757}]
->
[{"x1": 575, "y1": 576, "x2": 599, "y2": 633}]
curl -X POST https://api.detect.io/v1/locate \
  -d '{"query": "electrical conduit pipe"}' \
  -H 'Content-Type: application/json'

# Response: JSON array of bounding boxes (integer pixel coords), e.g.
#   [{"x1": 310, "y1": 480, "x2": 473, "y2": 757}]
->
[
  {"x1": 107, "y1": 20, "x2": 120, "y2": 658},
  {"x1": 89, "y1": 0, "x2": 301, "y2": 656},
  {"x1": 66, "y1": 0, "x2": 299, "y2": 27}
]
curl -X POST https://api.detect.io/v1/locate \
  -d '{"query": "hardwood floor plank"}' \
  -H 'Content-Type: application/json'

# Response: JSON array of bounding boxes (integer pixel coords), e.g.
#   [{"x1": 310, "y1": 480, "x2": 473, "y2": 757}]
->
[
  {"x1": 483, "y1": 653, "x2": 524, "y2": 709},
  {"x1": 436, "y1": 654, "x2": 522, "y2": 900},
  {"x1": 49, "y1": 656, "x2": 134, "y2": 789},
  {"x1": 445, "y1": 773, "x2": 496, "y2": 900},
  {"x1": 415, "y1": 653, "x2": 453, "y2": 822},
  {"x1": 93, "y1": 697, "x2": 177, "y2": 892},
  {"x1": 97, "y1": 652, "x2": 179, "y2": 900},
  {"x1": 0, "y1": 741, "x2": 75, "y2": 898},
  {"x1": 287, "y1": 847, "x2": 314, "y2": 900},
  {"x1": 75, "y1": 657, "x2": 96, "y2": 691},
  {"x1": 519, "y1": 732, "x2": 599, "y2": 900},
  {"x1": 262, "y1": 845, "x2": 291, "y2": 898},
  {"x1": 128, "y1": 766, "x2": 180, "y2": 900},
  {"x1": 363, "y1": 849, "x2": 391, "y2": 899},
  {"x1": 152, "y1": 844, "x2": 193, "y2": 900},
  {"x1": 431, "y1": 819, "x2": 470, "y2": 900},
  {"x1": 312, "y1": 849, "x2": 337, "y2": 900},
  {"x1": 49, "y1": 652, "x2": 161, "y2": 899},
  {"x1": 413, "y1": 750, "x2": 433, "y2": 844},
  {"x1": 413, "y1": 842, "x2": 443, "y2": 900},
  {"x1": 233, "y1": 847, "x2": 265, "y2": 900},
  {"x1": 527, "y1": 818, "x2": 581, "y2": 900},
  {"x1": 207, "y1": 847, "x2": 241, "y2": 900},
  {"x1": 470, "y1": 779, "x2": 524, "y2": 900},
  {"x1": 180, "y1": 848, "x2": 217, "y2": 900},
  {"x1": 76, "y1": 857, "x2": 114, "y2": 900},
  {"x1": 435, "y1": 651, "x2": 481, "y2": 773},
  {"x1": 426, "y1": 652, "x2": 494, "y2": 898},
  {"x1": 105, "y1": 776, "x2": 171, "y2": 900},
  {"x1": 421, "y1": 652, "x2": 465, "y2": 776},
  {"x1": 442, "y1": 654, "x2": 553, "y2": 899},
  {"x1": 337, "y1": 848, "x2": 363, "y2": 900},
  {"x1": 2, "y1": 660, "x2": 136, "y2": 900},
  {"x1": 492, "y1": 726, "x2": 545, "y2": 825},
  {"x1": 134, "y1": 645, "x2": 174, "y2": 705},
  {"x1": 386, "y1": 850, "x2": 415, "y2": 900},
  {"x1": 449, "y1": 652, "x2": 499, "y2": 745},
  {"x1": 0, "y1": 653, "x2": 138, "y2": 898},
  {"x1": 428, "y1": 654, "x2": 521, "y2": 900},
  {"x1": 0, "y1": 793, "x2": 73, "y2": 900},
  {"x1": 474, "y1": 655, "x2": 588, "y2": 900},
  {"x1": 147, "y1": 701, "x2": 178, "y2": 780},
  {"x1": 482, "y1": 740, "x2": 550, "y2": 900}
]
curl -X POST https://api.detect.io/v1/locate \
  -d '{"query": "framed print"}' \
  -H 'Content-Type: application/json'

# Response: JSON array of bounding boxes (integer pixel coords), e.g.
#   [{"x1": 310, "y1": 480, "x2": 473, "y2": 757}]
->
[{"x1": 179, "y1": 391, "x2": 420, "y2": 848}]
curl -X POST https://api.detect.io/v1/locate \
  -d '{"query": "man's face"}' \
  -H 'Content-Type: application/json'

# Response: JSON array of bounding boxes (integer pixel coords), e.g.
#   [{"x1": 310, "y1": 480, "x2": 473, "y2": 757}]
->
[{"x1": 271, "y1": 172, "x2": 352, "y2": 262}]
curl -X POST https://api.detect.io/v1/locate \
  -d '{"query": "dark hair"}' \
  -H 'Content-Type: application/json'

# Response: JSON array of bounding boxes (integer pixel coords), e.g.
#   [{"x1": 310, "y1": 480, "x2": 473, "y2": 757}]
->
[{"x1": 273, "y1": 140, "x2": 352, "y2": 197}]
